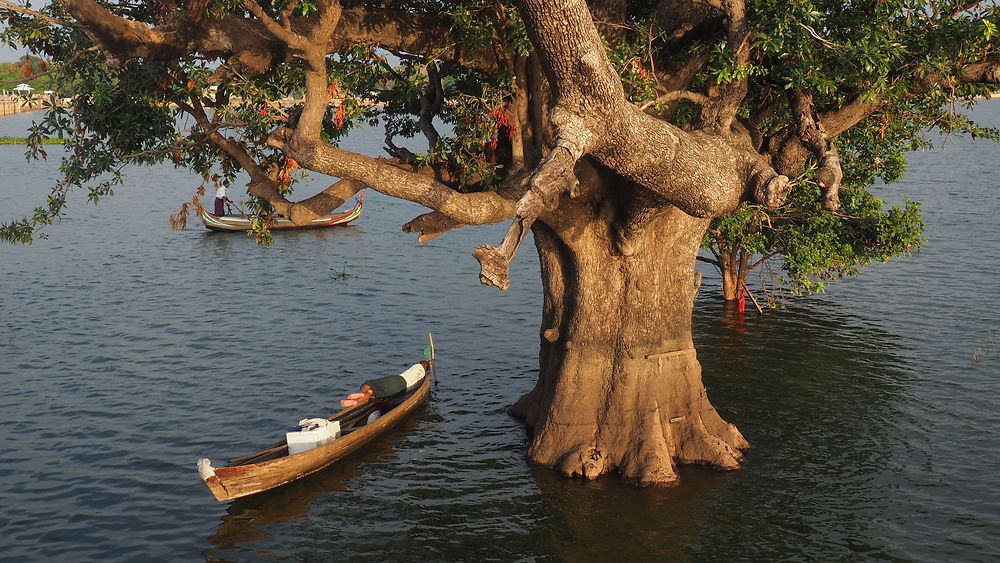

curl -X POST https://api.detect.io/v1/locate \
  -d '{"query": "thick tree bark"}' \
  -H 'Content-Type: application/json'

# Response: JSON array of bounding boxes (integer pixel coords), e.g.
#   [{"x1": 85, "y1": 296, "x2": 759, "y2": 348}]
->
[{"x1": 509, "y1": 173, "x2": 748, "y2": 484}]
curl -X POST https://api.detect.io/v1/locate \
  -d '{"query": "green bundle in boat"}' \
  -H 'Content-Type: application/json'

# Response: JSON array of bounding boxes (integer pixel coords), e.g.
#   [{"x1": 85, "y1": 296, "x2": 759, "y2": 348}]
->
[{"x1": 363, "y1": 362, "x2": 427, "y2": 400}]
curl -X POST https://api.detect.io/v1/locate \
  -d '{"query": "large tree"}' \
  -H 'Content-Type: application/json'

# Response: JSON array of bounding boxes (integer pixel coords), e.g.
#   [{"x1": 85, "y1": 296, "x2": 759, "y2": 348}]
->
[{"x1": 3, "y1": 0, "x2": 999, "y2": 485}]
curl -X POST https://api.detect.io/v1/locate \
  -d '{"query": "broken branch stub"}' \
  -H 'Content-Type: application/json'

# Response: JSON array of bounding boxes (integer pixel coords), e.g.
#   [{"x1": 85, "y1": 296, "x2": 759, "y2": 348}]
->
[{"x1": 473, "y1": 144, "x2": 580, "y2": 290}]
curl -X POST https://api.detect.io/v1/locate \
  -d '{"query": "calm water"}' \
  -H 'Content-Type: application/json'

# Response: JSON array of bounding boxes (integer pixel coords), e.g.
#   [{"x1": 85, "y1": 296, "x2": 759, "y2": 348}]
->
[{"x1": 1, "y1": 105, "x2": 998, "y2": 562}]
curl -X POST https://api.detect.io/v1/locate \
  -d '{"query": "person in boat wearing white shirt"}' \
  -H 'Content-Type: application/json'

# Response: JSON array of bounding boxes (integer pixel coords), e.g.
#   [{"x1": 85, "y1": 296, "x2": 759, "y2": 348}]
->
[{"x1": 214, "y1": 184, "x2": 233, "y2": 215}]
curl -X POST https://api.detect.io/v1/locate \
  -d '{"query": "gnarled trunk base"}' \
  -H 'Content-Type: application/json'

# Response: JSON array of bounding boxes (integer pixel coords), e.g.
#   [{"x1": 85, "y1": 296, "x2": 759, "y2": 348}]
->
[
  {"x1": 511, "y1": 350, "x2": 748, "y2": 485},
  {"x1": 510, "y1": 188, "x2": 749, "y2": 485}
]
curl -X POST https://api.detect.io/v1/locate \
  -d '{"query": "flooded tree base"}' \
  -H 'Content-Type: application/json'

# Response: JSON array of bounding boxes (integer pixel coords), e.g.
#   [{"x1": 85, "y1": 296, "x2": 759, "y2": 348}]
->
[
  {"x1": 511, "y1": 348, "x2": 748, "y2": 485},
  {"x1": 507, "y1": 196, "x2": 749, "y2": 485}
]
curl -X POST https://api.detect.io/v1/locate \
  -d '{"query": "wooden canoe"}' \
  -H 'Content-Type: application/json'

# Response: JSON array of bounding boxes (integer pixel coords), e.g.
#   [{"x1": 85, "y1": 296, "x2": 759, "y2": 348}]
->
[
  {"x1": 197, "y1": 360, "x2": 431, "y2": 502},
  {"x1": 200, "y1": 192, "x2": 362, "y2": 232}
]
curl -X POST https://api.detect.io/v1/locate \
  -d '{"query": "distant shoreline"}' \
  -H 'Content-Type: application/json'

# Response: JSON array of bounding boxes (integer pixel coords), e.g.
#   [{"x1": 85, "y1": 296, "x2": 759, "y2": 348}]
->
[
  {"x1": 0, "y1": 136, "x2": 67, "y2": 144},
  {"x1": 0, "y1": 108, "x2": 45, "y2": 118}
]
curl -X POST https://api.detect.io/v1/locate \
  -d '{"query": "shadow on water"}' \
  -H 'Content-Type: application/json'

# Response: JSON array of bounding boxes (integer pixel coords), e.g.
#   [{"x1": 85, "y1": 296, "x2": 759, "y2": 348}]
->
[
  {"x1": 681, "y1": 290, "x2": 916, "y2": 559},
  {"x1": 531, "y1": 464, "x2": 739, "y2": 562},
  {"x1": 467, "y1": 288, "x2": 921, "y2": 562}
]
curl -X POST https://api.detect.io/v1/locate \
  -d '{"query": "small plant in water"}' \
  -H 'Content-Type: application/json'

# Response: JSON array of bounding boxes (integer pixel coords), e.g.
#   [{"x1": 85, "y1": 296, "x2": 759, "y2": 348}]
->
[
  {"x1": 972, "y1": 330, "x2": 997, "y2": 366},
  {"x1": 331, "y1": 261, "x2": 356, "y2": 280},
  {"x1": 0, "y1": 312, "x2": 14, "y2": 344}
]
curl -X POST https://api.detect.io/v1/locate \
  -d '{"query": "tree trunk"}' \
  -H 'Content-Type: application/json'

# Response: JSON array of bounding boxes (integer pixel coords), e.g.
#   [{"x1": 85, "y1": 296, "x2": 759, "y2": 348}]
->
[
  {"x1": 719, "y1": 249, "x2": 750, "y2": 302},
  {"x1": 510, "y1": 177, "x2": 749, "y2": 485}
]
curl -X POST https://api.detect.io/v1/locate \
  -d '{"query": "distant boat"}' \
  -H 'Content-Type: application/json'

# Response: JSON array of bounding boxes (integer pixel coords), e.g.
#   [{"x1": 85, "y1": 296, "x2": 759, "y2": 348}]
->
[
  {"x1": 197, "y1": 339, "x2": 434, "y2": 502},
  {"x1": 200, "y1": 193, "x2": 362, "y2": 232}
]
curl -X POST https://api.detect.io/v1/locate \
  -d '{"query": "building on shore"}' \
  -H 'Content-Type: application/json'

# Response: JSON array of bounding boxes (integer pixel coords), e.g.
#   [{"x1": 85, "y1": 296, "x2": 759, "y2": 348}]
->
[{"x1": 0, "y1": 90, "x2": 69, "y2": 116}]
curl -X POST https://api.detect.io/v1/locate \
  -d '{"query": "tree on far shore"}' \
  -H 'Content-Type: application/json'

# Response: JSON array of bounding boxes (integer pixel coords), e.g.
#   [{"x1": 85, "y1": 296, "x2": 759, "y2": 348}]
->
[
  {"x1": 2, "y1": 0, "x2": 1000, "y2": 486},
  {"x1": 0, "y1": 54, "x2": 61, "y2": 92}
]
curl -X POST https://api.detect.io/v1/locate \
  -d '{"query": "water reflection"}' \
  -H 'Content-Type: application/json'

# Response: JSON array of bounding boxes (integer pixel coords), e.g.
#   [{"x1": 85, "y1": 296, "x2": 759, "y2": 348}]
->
[
  {"x1": 532, "y1": 465, "x2": 731, "y2": 561},
  {"x1": 201, "y1": 232, "x2": 239, "y2": 258},
  {"x1": 715, "y1": 300, "x2": 753, "y2": 367},
  {"x1": 691, "y1": 292, "x2": 913, "y2": 559}
]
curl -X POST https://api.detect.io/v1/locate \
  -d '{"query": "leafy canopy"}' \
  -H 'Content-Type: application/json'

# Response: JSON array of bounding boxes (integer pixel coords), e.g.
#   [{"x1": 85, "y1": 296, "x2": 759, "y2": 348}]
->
[
  {"x1": 692, "y1": 0, "x2": 1000, "y2": 297},
  {"x1": 0, "y1": 0, "x2": 532, "y2": 243},
  {"x1": 0, "y1": 0, "x2": 998, "y2": 274}
]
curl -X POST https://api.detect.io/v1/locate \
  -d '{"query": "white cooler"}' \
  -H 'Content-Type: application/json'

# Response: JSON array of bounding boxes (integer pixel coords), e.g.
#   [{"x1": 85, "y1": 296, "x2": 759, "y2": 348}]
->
[{"x1": 286, "y1": 418, "x2": 341, "y2": 455}]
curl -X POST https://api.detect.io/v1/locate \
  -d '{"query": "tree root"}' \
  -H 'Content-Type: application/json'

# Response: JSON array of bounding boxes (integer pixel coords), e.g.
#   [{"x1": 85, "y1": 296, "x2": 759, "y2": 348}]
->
[
  {"x1": 554, "y1": 443, "x2": 610, "y2": 481},
  {"x1": 525, "y1": 407, "x2": 748, "y2": 486}
]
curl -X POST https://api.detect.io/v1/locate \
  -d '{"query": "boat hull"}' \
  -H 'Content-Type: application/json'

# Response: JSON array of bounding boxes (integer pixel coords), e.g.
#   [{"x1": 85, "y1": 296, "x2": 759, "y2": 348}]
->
[
  {"x1": 201, "y1": 193, "x2": 362, "y2": 232},
  {"x1": 199, "y1": 373, "x2": 430, "y2": 501}
]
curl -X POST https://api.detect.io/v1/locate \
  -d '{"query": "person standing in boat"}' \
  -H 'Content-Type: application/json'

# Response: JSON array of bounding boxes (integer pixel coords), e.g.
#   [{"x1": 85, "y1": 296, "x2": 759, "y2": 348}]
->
[{"x1": 214, "y1": 183, "x2": 233, "y2": 216}]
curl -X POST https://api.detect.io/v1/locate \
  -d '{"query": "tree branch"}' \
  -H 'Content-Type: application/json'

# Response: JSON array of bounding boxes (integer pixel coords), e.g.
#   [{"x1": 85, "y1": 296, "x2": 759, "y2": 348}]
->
[
  {"x1": 0, "y1": 0, "x2": 66, "y2": 25},
  {"x1": 639, "y1": 89, "x2": 710, "y2": 111},
  {"x1": 417, "y1": 61, "x2": 445, "y2": 149},
  {"x1": 280, "y1": 0, "x2": 302, "y2": 31},
  {"x1": 242, "y1": 0, "x2": 307, "y2": 49},
  {"x1": 766, "y1": 92, "x2": 878, "y2": 196},
  {"x1": 402, "y1": 211, "x2": 465, "y2": 242},
  {"x1": 818, "y1": 96, "x2": 882, "y2": 136},
  {"x1": 789, "y1": 89, "x2": 842, "y2": 211},
  {"x1": 473, "y1": 142, "x2": 580, "y2": 289},
  {"x1": 749, "y1": 251, "x2": 779, "y2": 270},
  {"x1": 696, "y1": 255, "x2": 721, "y2": 267},
  {"x1": 701, "y1": 0, "x2": 751, "y2": 132},
  {"x1": 268, "y1": 127, "x2": 517, "y2": 227},
  {"x1": 56, "y1": 0, "x2": 470, "y2": 74}
]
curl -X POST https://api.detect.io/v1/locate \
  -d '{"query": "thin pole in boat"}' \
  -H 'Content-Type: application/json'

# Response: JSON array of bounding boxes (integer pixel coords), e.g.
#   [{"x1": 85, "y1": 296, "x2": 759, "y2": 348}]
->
[{"x1": 427, "y1": 332, "x2": 438, "y2": 387}]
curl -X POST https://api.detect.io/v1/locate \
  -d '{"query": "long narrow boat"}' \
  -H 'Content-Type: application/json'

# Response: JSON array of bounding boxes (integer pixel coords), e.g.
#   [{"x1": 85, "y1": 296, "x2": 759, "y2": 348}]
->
[
  {"x1": 197, "y1": 345, "x2": 433, "y2": 502},
  {"x1": 200, "y1": 192, "x2": 363, "y2": 232}
]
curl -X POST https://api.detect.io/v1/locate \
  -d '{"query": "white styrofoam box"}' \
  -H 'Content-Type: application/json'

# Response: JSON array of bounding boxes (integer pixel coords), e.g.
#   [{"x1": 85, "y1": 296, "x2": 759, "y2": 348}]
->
[{"x1": 286, "y1": 419, "x2": 341, "y2": 455}]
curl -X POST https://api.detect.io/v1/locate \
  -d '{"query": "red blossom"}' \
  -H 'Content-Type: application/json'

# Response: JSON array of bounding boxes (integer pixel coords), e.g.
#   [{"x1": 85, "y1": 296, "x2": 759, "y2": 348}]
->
[
  {"x1": 277, "y1": 157, "x2": 298, "y2": 186},
  {"x1": 487, "y1": 106, "x2": 518, "y2": 147},
  {"x1": 333, "y1": 105, "x2": 346, "y2": 130}
]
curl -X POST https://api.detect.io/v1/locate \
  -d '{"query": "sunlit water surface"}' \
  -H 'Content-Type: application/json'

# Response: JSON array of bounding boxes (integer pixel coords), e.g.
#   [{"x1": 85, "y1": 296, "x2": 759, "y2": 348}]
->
[{"x1": 1, "y1": 105, "x2": 998, "y2": 561}]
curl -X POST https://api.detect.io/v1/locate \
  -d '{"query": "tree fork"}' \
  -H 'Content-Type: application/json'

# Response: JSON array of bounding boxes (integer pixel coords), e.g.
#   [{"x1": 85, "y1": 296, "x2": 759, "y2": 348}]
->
[{"x1": 789, "y1": 90, "x2": 843, "y2": 211}]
